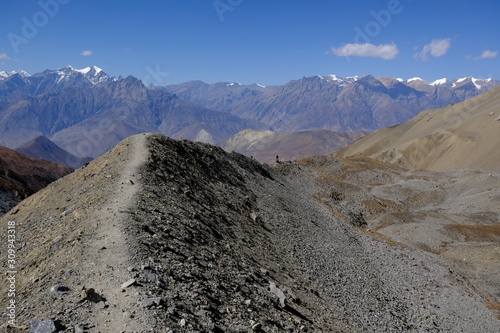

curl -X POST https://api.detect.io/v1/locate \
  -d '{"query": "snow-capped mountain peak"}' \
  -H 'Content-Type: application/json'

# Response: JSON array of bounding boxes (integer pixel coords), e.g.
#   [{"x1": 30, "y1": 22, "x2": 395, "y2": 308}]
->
[
  {"x1": 0, "y1": 70, "x2": 31, "y2": 80},
  {"x1": 75, "y1": 65, "x2": 103, "y2": 76},
  {"x1": 325, "y1": 74, "x2": 343, "y2": 82},
  {"x1": 407, "y1": 77, "x2": 424, "y2": 83},
  {"x1": 456, "y1": 76, "x2": 472, "y2": 83},
  {"x1": 430, "y1": 78, "x2": 447, "y2": 86},
  {"x1": 452, "y1": 76, "x2": 489, "y2": 89},
  {"x1": 52, "y1": 65, "x2": 109, "y2": 84}
]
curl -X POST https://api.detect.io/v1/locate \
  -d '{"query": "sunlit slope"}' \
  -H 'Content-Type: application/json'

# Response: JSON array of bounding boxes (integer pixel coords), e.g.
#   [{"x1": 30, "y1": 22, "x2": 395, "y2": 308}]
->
[{"x1": 337, "y1": 87, "x2": 500, "y2": 171}]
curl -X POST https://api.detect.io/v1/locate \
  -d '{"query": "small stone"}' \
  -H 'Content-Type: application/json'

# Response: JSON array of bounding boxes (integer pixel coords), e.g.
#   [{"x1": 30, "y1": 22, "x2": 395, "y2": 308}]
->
[
  {"x1": 138, "y1": 297, "x2": 163, "y2": 308},
  {"x1": 138, "y1": 298, "x2": 154, "y2": 308},
  {"x1": 50, "y1": 284, "x2": 70, "y2": 296},
  {"x1": 80, "y1": 288, "x2": 104, "y2": 303},
  {"x1": 250, "y1": 212, "x2": 258, "y2": 222},
  {"x1": 252, "y1": 323, "x2": 263, "y2": 331},
  {"x1": 30, "y1": 320, "x2": 57, "y2": 333},
  {"x1": 121, "y1": 279, "x2": 136, "y2": 289},
  {"x1": 96, "y1": 301, "x2": 107, "y2": 309},
  {"x1": 269, "y1": 281, "x2": 286, "y2": 308},
  {"x1": 244, "y1": 299, "x2": 251, "y2": 306},
  {"x1": 195, "y1": 309, "x2": 207, "y2": 317},
  {"x1": 179, "y1": 318, "x2": 186, "y2": 327}
]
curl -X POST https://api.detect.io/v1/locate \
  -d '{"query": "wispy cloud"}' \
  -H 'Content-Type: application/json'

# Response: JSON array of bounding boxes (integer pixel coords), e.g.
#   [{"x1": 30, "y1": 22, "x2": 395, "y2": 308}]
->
[
  {"x1": 81, "y1": 50, "x2": 92, "y2": 56},
  {"x1": 466, "y1": 49, "x2": 498, "y2": 60},
  {"x1": 0, "y1": 53, "x2": 10, "y2": 60},
  {"x1": 330, "y1": 43, "x2": 399, "y2": 60},
  {"x1": 415, "y1": 38, "x2": 451, "y2": 61}
]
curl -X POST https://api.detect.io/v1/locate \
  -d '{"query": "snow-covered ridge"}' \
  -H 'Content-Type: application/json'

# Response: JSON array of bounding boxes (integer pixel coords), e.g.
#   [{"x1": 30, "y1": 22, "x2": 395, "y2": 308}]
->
[
  {"x1": 407, "y1": 77, "x2": 423, "y2": 83},
  {"x1": 317, "y1": 74, "x2": 359, "y2": 83},
  {"x1": 311, "y1": 74, "x2": 497, "y2": 90},
  {"x1": 73, "y1": 65, "x2": 103, "y2": 76},
  {"x1": 48, "y1": 65, "x2": 109, "y2": 84},
  {"x1": 0, "y1": 70, "x2": 30, "y2": 79},
  {"x1": 430, "y1": 78, "x2": 447, "y2": 86}
]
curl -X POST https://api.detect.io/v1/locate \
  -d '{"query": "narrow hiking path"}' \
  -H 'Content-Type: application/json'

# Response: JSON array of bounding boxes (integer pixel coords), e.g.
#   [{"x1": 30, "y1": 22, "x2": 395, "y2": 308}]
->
[
  {"x1": 85, "y1": 133, "x2": 154, "y2": 332},
  {"x1": 0, "y1": 134, "x2": 156, "y2": 332}
]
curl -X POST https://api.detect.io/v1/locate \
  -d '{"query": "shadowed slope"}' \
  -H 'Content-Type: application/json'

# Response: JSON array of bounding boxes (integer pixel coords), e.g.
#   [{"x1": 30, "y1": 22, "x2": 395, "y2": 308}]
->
[
  {"x1": 16, "y1": 136, "x2": 92, "y2": 168},
  {"x1": 0, "y1": 146, "x2": 72, "y2": 215}
]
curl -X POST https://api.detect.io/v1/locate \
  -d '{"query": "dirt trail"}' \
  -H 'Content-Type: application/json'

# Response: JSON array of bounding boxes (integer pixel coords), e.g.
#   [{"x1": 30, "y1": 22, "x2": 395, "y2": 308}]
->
[
  {"x1": 81, "y1": 133, "x2": 151, "y2": 332},
  {"x1": 0, "y1": 134, "x2": 155, "y2": 332}
]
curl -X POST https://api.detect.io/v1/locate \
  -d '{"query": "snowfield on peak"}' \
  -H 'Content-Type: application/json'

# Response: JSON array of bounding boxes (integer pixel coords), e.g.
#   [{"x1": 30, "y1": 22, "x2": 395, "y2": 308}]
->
[
  {"x1": 430, "y1": 78, "x2": 447, "y2": 86},
  {"x1": 407, "y1": 77, "x2": 423, "y2": 83}
]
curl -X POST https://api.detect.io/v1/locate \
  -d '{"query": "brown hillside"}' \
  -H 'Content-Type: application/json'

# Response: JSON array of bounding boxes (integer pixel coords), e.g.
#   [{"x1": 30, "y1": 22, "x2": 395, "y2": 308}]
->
[
  {"x1": 0, "y1": 146, "x2": 72, "y2": 215},
  {"x1": 337, "y1": 87, "x2": 500, "y2": 172},
  {"x1": 222, "y1": 129, "x2": 367, "y2": 163}
]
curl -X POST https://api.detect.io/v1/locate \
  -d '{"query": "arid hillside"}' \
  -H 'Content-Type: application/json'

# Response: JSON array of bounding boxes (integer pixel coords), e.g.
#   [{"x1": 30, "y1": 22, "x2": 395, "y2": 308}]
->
[
  {"x1": 16, "y1": 136, "x2": 92, "y2": 169},
  {"x1": 0, "y1": 146, "x2": 73, "y2": 215},
  {"x1": 0, "y1": 134, "x2": 498, "y2": 332},
  {"x1": 221, "y1": 129, "x2": 367, "y2": 163},
  {"x1": 337, "y1": 87, "x2": 500, "y2": 172}
]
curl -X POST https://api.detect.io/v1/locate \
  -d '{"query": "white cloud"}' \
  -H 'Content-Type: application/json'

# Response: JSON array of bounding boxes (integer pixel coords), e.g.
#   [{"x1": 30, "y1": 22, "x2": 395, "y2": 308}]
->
[
  {"x1": 467, "y1": 50, "x2": 498, "y2": 60},
  {"x1": 0, "y1": 53, "x2": 10, "y2": 60},
  {"x1": 415, "y1": 38, "x2": 451, "y2": 60},
  {"x1": 81, "y1": 50, "x2": 92, "y2": 56},
  {"x1": 330, "y1": 43, "x2": 399, "y2": 60}
]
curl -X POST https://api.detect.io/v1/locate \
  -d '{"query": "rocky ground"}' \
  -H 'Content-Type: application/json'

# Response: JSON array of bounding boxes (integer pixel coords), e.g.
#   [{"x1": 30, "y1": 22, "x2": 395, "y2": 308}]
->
[{"x1": 0, "y1": 134, "x2": 498, "y2": 332}]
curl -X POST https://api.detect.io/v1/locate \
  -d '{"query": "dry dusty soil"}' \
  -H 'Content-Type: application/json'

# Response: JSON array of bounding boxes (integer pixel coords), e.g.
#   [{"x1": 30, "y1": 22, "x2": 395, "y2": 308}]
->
[{"x1": 0, "y1": 133, "x2": 498, "y2": 332}]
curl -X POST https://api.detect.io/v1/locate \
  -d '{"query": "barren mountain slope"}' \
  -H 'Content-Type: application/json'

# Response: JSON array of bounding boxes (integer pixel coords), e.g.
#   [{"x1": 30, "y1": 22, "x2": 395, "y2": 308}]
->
[
  {"x1": 16, "y1": 136, "x2": 92, "y2": 169},
  {"x1": 0, "y1": 146, "x2": 73, "y2": 216},
  {"x1": 221, "y1": 129, "x2": 367, "y2": 163},
  {"x1": 337, "y1": 87, "x2": 500, "y2": 172},
  {"x1": 302, "y1": 155, "x2": 500, "y2": 320},
  {"x1": 0, "y1": 134, "x2": 498, "y2": 332}
]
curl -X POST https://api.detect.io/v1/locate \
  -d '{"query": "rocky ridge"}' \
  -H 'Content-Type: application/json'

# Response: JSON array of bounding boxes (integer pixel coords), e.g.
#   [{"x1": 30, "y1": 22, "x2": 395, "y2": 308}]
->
[{"x1": 0, "y1": 134, "x2": 498, "y2": 332}]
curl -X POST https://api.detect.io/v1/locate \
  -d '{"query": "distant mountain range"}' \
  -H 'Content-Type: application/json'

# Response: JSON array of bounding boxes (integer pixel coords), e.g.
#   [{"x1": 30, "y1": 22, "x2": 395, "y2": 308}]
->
[
  {"x1": 0, "y1": 66, "x2": 263, "y2": 158},
  {"x1": 165, "y1": 75, "x2": 499, "y2": 132},
  {"x1": 0, "y1": 66, "x2": 498, "y2": 159}
]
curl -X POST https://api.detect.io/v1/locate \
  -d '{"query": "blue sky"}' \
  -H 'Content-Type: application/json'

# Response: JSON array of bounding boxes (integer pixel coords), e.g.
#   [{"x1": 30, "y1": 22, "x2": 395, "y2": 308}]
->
[{"x1": 0, "y1": 0, "x2": 499, "y2": 85}]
